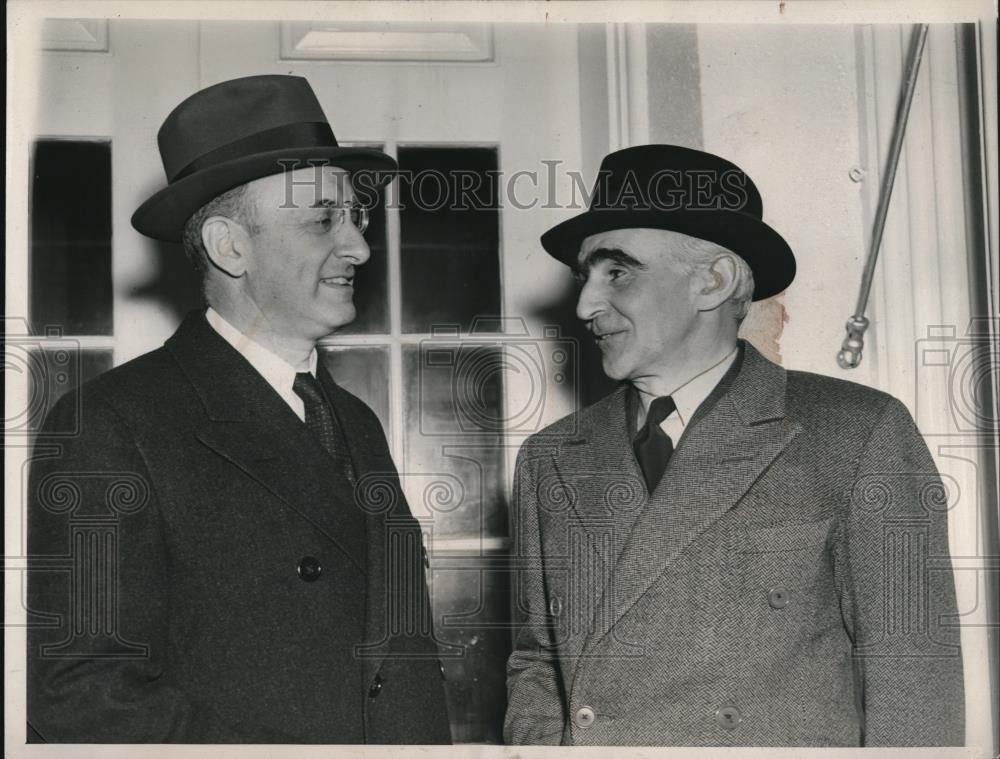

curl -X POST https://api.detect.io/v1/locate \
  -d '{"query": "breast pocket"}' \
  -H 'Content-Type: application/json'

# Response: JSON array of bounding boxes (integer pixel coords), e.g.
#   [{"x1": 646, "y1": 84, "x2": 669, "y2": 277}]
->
[
  {"x1": 736, "y1": 518, "x2": 834, "y2": 554},
  {"x1": 728, "y1": 517, "x2": 836, "y2": 610}
]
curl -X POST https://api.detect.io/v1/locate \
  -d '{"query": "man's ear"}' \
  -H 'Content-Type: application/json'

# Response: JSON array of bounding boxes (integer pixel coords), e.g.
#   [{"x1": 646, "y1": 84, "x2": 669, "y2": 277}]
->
[
  {"x1": 202, "y1": 216, "x2": 251, "y2": 278},
  {"x1": 695, "y1": 253, "x2": 739, "y2": 312}
]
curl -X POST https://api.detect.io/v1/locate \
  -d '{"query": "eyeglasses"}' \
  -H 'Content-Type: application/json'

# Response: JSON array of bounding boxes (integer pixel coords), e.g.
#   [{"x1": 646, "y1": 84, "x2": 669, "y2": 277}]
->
[
  {"x1": 333, "y1": 201, "x2": 369, "y2": 234},
  {"x1": 312, "y1": 201, "x2": 368, "y2": 235}
]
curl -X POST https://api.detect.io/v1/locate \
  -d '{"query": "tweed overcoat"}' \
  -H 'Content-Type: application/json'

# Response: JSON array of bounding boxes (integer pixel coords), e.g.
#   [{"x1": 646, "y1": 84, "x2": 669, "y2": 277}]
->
[
  {"x1": 505, "y1": 342, "x2": 964, "y2": 746},
  {"x1": 27, "y1": 311, "x2": 452, "y2": 743}
]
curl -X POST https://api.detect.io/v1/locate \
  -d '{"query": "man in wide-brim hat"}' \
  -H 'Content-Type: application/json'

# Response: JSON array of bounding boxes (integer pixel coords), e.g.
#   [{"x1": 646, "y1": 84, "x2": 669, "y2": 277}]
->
[
  {"x1": 27, "y1": 74, "x2": 451, "y2": 744},
  {"x1": 504, "y1": 144, "x2": 964, "y2": 747}
]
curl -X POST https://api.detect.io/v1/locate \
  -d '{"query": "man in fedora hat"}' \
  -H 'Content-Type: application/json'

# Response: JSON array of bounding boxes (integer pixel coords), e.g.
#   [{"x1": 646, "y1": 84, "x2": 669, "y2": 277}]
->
[
  {"x1": 27, "y1": 74, "x2": 451, "y2": 743},
  {"x1": 504, "y1": 145, "x2": 964, "y2": 746}
]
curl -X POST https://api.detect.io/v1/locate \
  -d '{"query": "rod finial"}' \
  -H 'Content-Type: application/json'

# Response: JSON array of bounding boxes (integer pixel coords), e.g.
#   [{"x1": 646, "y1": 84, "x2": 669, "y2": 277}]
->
[{"x1": 837, "y1": 315, "x2": 870, "y2": 369}]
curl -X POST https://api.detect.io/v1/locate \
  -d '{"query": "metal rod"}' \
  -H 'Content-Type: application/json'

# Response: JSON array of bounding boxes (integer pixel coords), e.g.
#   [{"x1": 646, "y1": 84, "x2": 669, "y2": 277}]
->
[{"x1": 838, "y1": 24, "x2": 929, "y2": 370}]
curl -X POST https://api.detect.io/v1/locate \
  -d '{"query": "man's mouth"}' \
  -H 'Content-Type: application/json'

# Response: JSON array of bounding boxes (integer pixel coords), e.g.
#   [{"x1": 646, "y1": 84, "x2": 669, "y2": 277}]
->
[
  {"x1": 320, "y1": 275, "x2": 354, "y2": 288},
  {"x1": 593, "y1": 329, "x2": 625, "y2": 343}
]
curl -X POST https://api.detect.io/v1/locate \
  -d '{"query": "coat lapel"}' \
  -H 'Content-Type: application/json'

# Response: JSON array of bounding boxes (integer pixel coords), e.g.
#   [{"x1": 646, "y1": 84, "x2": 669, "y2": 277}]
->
[
  {"x1": 166, "y1": 311, "x2": 366, "y2": 571},
  {"x1": 317, "y1": 369, "x2": 399, "y2": 687},
  {"x1": 553, "y1": 386, "x2": 647, "y2": 540},
  {"x1": 545, "y1": 387, "x2": 647, "y2": 669},
  {"x1": 584, "y1": 342, "x2": 803, "y2": 652}
]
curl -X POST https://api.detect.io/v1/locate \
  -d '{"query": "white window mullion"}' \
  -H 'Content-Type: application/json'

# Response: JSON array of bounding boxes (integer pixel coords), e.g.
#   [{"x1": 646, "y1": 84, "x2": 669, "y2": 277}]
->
[{"x1": 384, "y1": 139, "x2": 406, "y2": 464}]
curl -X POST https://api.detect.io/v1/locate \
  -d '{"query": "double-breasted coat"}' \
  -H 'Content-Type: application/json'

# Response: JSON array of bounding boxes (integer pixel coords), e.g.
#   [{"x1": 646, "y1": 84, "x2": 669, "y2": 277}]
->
[
  {"x1": 505, "y1": 342, "x2": 964, "y2": 746},
  {"x1": 27, "y1": 311, "x2": 452, "y2": 743}
]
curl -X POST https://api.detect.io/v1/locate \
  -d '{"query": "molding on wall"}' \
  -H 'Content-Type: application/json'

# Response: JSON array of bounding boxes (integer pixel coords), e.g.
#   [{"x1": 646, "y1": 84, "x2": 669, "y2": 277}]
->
[
  {"x1": 279, "y1": 22, "x2": 493, "y2": 63},
  {"x1": 605, "y1": 23, "x2": 649, "y2": 150},
  {"x1": 41, "y1": 19, "x2": 109, "y2": 53},
  {"x1": 577, "y1": 25, "x2": 610, "y2": 188}
]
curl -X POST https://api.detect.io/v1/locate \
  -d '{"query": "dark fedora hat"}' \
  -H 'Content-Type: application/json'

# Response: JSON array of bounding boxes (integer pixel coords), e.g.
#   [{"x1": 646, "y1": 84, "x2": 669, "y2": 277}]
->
[
  {"x1": 131, "y1": 74, "x2": 397, "y2": 242},
  {"x1": 540, "y1": 144, "x2": 795, "y2": 300}
]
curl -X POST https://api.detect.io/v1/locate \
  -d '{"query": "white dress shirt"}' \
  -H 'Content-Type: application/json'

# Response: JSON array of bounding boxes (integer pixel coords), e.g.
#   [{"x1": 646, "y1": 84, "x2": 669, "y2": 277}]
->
[
  {"x1": 205, "y1": 307, "x2": 318, "y2": 423},
  {"x1": 636, "y1": 346, "x2": 739, "y2": 444}
]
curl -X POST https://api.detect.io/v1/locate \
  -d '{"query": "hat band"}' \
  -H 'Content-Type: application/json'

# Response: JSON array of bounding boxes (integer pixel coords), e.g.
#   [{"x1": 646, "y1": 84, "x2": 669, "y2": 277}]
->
[{"x1": 171, "y1": 121, "x2": 337, "y2": 182}]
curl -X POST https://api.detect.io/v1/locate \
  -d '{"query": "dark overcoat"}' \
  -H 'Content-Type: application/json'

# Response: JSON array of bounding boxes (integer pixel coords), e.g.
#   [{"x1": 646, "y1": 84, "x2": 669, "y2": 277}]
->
[
  {"x1": 505, "y1": 342, "x2": 964, "y2": 746},
  {"x1": 27, "y1": 311, "x2": 452, "y2": 743}
]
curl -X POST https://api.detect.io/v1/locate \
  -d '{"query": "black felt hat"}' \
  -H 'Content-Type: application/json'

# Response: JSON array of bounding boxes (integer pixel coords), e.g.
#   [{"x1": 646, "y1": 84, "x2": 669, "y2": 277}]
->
[
  {"x1": 131, "y1": 74, "x2": 397, "y2": 242},
  {"x1": 540, "y1": 144, "x2": 796, "y2": 300}
]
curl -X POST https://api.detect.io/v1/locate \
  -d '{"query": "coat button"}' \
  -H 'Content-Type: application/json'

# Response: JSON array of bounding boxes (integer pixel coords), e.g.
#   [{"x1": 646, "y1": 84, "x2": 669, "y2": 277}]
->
[
  {"x1": 368, "y1": 674, "x2": 383, "y2": 699},
  {"x1": 716, "y1": 705, "x2": 742, "y2": 730},
  {"x1": 767, "y1": 585, "x2": 790, "y2": 609},
  {"x1": 422, "y1": 546, "x2": 431, "y2": 569},
  {"x1": 549, "y1": 595, "x2": 563, "y2": 617},
  {"x1": 297, "y1": 556, "x2": 322, "y2": 582},
  {"x1": 574, "y1": 706, "x2": 596, "y2": 728}
]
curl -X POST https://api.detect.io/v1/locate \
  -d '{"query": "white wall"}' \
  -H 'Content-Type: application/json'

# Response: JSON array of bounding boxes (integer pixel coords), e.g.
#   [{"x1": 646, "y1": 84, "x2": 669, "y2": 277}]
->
[{"x1": 698, "y1": 24, "x2": 874, "y2": 385}]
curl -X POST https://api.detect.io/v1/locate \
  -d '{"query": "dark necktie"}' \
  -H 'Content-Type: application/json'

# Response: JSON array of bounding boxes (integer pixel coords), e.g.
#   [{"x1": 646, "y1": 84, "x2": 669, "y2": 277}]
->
[
  {"x1": 633, "y1": 395, "x2": 676, "y2": 493},
  {"x1": 293, "y1": 372, "x2": 340, "y2": 458}
]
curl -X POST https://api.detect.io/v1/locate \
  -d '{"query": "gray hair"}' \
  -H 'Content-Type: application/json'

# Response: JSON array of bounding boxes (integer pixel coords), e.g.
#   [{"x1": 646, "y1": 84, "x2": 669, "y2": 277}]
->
[
  {"x1": 180, "y1": 184, "x2": 258, "y2": 274},
  {"x1": 671, "y1": 233, "x2": 755, "y2": 322}
]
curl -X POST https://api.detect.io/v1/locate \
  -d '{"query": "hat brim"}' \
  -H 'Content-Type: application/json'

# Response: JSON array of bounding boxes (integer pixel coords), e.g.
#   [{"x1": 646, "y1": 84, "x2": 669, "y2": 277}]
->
[
  {"x1": 131, "y1": 146, "x2": 398, "y2": 242},
  {"x1": 540, "y1": 209, "x2": 796, "y2": 301}
]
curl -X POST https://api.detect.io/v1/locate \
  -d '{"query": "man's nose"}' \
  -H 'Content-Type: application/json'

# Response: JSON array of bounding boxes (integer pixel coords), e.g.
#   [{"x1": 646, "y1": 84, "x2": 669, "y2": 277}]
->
[
  {"x1": 338, "y1": 222, "x2": 371, "y2": 266},
  {"x1": 575, "y1": 277, "x2": 605, "y2": 322}
]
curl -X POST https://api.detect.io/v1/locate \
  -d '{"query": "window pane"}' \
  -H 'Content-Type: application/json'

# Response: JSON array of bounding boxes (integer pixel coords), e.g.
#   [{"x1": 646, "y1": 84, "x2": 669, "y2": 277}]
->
[
  {"x1": 24, "y1": 348, "x2": 113, "y2": 433},
  {"x1": 319, "y1": 346, "x2": 390, "y2": 436},
  {"x1": 338, "y1": 150, "x2": 388, "y2": 335},
  {"x1": 402, "y1": 345, "x2": 506, "y2": 538},
  {"x1": 432, "y1": 556, "x2": 511, "y2": 743},
  {"x1": 398, "y1": 146, "x2": 501, "y2": 334},
  {"x1": 30, "y1": 140, "x2": 113, "y2": 335}
]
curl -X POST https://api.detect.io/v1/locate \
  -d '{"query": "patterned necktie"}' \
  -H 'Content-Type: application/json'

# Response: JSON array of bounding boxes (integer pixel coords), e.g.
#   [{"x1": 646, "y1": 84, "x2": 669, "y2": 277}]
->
[
  {"x1": 293, "y1": 372, "x2": 339, "y2": 457},
  {"x1": 633, "y1": 395, "x2": 676, "y2": 494}
]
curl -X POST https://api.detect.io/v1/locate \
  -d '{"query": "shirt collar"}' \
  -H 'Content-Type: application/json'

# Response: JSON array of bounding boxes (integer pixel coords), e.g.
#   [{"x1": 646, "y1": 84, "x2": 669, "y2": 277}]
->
[
  {"x1": 205, "y1": 307, "x2": 318, "y2": 392},
  {"x1": 636, "y1": 345, "x2": 739, "y2": 427}
]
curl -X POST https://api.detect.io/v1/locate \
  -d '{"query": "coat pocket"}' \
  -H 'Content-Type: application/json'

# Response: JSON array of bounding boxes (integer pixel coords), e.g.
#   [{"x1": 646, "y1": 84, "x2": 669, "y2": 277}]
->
[
  {"x1": 733, "y1": 517, "x2": 835, "y2": 554},
  {"x1": 727, "y1": 518, "x2": 836, "y2": 606}
]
